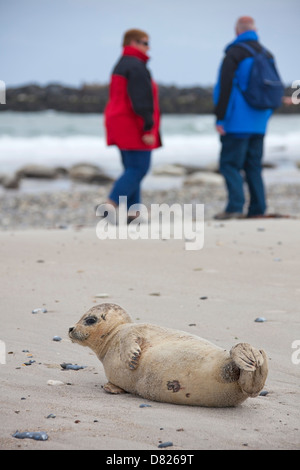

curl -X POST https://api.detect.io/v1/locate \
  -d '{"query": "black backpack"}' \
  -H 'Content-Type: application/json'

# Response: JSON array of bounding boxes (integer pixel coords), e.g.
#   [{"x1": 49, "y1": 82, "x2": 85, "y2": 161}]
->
[{"x1": 236, "y1": 42, "x2": 284, "y2": 110}]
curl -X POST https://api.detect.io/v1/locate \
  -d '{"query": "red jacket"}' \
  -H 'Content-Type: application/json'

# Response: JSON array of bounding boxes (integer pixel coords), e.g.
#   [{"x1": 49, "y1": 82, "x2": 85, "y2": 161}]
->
[{"x1": 104, "y1": 46, "x2": 161, "y2": 150}]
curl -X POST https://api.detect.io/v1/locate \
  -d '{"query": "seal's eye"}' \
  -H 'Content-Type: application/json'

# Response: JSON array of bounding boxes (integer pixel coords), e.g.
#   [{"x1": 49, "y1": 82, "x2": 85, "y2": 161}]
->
[{"x1": 84, "y1": 316, "x2": 97, "y2": 326}]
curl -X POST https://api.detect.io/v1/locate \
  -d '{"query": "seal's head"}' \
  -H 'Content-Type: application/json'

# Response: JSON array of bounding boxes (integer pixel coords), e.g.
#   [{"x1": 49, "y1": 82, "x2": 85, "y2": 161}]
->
[{"x1": 68, "y1": 303, "x2": 131, "y2": 353}]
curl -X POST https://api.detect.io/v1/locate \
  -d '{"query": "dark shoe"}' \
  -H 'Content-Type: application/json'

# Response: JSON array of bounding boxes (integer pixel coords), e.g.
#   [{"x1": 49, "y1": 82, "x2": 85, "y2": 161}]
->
[{"x1": 214, "y1": 211, "x2": 245, "y2": 220}]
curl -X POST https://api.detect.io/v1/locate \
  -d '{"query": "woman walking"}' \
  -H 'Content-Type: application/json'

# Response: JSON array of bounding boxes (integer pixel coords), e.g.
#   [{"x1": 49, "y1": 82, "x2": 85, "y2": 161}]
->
[{"x1": 104, "y1": 28, "x2": 161, "y2": 221}]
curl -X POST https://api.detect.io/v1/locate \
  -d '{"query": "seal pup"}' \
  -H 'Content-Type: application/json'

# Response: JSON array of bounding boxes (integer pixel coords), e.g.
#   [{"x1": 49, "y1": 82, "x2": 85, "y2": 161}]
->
[{"x1": 69, "y1": 303, "x2": 268, "y2": 407}]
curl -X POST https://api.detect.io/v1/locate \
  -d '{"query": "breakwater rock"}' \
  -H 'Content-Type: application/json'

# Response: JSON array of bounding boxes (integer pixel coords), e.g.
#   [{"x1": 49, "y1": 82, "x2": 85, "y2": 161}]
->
[{"x1": 1, "y1": 83, "x2": 297, "y2": 114}]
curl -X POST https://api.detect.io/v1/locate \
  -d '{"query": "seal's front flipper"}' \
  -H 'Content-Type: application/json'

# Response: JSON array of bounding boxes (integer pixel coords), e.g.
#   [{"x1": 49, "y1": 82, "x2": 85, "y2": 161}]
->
[
  {"x1": 230, "y1": 343, "x2": 268, "y2": 397},
  {"x1": 103, "y1": 382, "x2": 127, "y2": 394},
  {"x1": 128, "y1": 346, "x2": 142, "y2": 370},
  {"x1": 120, "y1": 334, "x2": 142, "y2": 370}
]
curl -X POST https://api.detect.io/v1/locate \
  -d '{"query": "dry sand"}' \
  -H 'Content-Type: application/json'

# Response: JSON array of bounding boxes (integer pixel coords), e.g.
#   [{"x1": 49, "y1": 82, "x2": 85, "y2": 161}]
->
[{"x1": 0, "y1": 219, "x2": 299, "y2": 450}]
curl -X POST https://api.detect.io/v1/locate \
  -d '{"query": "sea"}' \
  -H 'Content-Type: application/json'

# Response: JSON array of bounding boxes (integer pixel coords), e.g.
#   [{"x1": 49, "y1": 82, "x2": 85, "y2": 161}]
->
[{"x1": 0, "y1": 111, "x2": 300, "y2": 192}]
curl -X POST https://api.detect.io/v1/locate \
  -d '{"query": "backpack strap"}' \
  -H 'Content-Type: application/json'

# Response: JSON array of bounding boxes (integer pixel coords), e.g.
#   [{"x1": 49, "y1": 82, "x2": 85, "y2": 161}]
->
[
  {"x1": 235, "y1": 42, "x2": 271, "y2": 58},
  {"x1": 235, "y1": 42, "x2": 257, "y2": 55}
]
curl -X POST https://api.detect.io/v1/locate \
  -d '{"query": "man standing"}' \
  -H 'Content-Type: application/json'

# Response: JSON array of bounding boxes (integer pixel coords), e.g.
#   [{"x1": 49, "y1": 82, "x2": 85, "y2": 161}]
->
[{"x1": 214, "y1": 16, "x2": 281, "y2": 219}]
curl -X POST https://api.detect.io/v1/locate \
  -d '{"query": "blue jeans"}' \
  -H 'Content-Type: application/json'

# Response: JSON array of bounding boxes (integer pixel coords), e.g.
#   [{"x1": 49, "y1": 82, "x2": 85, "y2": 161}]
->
[
  {"x1": 109, "y1": 150, "x2": 151, "y2": 208},
  {"x1": 219, "y1": 134, "x2": 266, "y2": 216}
]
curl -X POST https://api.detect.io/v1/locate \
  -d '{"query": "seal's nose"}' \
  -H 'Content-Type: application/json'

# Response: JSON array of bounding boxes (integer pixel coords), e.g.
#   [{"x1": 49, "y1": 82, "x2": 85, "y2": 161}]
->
[{"x1": 69, "y1": 327, "x2": 74, "y2": 334}]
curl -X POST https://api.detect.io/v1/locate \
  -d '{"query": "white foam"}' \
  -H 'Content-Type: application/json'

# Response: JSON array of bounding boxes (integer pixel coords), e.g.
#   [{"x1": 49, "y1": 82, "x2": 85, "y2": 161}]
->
[{"x1": 0, "y1": 113, "x2": 299, "y2": 182}]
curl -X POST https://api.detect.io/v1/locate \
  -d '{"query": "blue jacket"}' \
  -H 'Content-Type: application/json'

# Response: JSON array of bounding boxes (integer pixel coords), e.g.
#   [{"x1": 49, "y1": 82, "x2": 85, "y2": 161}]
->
[{"x1": 214, "y1": 31, "x2": 273, "y2": 135}]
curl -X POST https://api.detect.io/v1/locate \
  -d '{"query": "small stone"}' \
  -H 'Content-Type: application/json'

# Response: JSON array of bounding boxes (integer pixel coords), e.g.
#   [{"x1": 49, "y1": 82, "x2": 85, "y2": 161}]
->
[
  {"x1": 60, "y1": 363, "x2": 86, "y2": 370},
  {"x1": 52, "y1": 336, "x2": 62, "y2": 342},
  {"x1": 47, "y1": 380, "x2": 64, "y2": 386},
  {"x1": 23, "y1": 360, "x2": 35, "y2": 366},
  {"x1": 32, "y1": 308, "x2": 47, "y2": 314},
  {"x1": 12, "y1": 431, "x2": 48, "y2": 441},
  {"x1": 158, "y1": 441, "x2": 173, "y2": 448},
  {"x1": 94, "y1": 293, "x2": 109, "y2": 298},
  {"x1": 46, "y1": 414, "x2": 56, "y2": 419},
  {"x1": 139, "y1": 404, "x2": 152, "y2": 408},
  {"x1": 259, "y1": 390, "x2": 269, "y2": 396},
  {"x1": 255, "y1": 317, "x2": 267, "y2": 323}
]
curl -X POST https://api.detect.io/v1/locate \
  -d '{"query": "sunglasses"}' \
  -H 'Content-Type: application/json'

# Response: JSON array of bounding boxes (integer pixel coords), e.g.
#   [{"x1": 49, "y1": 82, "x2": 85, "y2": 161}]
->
[{"x1": 137, "y1": 40, "x2": 149, "y2": 46}]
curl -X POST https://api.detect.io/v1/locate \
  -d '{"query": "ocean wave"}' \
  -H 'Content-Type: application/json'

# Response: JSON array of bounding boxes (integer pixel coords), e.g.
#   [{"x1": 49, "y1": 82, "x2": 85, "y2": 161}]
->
[{"x1": 0, "y1": 132, "x2": 299, "y2": 173}]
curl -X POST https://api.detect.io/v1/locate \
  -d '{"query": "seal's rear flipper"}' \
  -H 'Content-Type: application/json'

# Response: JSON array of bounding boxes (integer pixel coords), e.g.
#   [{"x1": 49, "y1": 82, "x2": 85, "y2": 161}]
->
[
  {"x1": 230, "y1": 343, "x2": 268, "y2": 397},
  {"x1": 103, "y1": 382, "x2": 127, "y2": 394}
]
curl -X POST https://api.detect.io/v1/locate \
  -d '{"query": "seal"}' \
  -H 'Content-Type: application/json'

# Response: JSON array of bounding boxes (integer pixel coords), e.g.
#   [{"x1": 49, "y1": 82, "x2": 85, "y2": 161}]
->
[{"x1": 68, "y1": 303, "x2": 268, "y2": 407}]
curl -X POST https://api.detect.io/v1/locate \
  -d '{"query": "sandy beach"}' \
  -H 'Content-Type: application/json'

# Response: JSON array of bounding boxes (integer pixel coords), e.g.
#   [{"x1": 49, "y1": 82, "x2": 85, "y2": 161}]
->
[{"x1": 0, "y1": 205, "x2": 299, "y2": 450}]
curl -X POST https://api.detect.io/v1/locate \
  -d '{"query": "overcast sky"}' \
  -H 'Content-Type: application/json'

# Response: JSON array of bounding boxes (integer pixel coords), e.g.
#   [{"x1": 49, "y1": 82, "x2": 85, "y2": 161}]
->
[{"x1": 1, "y1": 0, "x2": 299, "y2": 88}]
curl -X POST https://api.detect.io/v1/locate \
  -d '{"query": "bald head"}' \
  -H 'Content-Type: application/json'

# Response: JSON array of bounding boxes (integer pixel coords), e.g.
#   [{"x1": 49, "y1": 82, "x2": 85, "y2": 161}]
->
[{"x1": 235, "y1": 16, "x2": 256, "y2": 35}]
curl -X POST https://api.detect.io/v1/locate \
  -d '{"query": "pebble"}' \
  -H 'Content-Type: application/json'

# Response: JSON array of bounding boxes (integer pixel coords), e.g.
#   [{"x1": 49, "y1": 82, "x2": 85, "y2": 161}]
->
[
  {"x1": 47, "y1": 380, "x2": 64, "y2": 386},
  {"x1": 0, "y1": 182, "x2": 299, "y2": 230},
  {"x1": 254, "y1": 317, "x2": 267, "y2": 322},
  {"x1": 60, "y1": 363, "x2": 86, "y2": 370},
  {"x1": 23, "y1": 360, "x2": 35, "y2": 366},
  {"x1": 139, "y1": 404, "x2": 152, "y2": 408},
  {"x1": 46, "y1": 414, "x2": 56, "y2": 419},
  {"x1": 52, "y1": 336, "x2": 62, "y2": 342},
  {"x1": 32, "y1": 308, "x2": 47, "y2": 314},
  {"x1": 12, "y1": 431, "x2": 48, "y2": 441},
  {"x1": 259, "y1": 390, "x2": 269, "y2": 396},
  {"x1": 158, "y1": 441, "x2": 173, "y2": 448},
  {"x1": 95, "y1": 293, "x2": 109, "y2": 298}
]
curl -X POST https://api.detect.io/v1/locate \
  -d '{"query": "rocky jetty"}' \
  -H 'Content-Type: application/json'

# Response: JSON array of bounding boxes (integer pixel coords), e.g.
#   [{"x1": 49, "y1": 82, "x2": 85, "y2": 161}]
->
[{"x1": 1, "y1": 83, "x2": 298, "y2": 114}]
